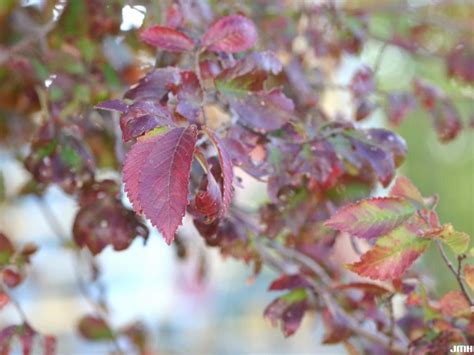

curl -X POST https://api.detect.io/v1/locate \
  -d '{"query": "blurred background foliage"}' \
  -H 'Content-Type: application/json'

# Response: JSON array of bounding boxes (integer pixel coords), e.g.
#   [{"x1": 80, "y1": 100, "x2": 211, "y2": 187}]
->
[{"x1": 0, "y1": 0, "x2": 473, "y2": 353}]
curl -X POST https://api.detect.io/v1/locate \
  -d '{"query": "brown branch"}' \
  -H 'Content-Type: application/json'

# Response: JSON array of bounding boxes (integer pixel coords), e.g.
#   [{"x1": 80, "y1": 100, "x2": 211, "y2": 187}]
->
[{"x1": 435, "y1": 240, "x2": 474, "y2": 306}]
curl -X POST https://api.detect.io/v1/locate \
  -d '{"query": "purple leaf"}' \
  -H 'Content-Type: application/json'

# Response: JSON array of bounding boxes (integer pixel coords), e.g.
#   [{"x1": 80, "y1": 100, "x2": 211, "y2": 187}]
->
[
  {"x1": 228, "y1": 88, "x2": 294, "y2": 131},
  {"x1": 201, "y1": 15, "x2": 257, "y2": 53},
  {"x1": 176, "y1": 71, "x2": 203, "y2": 123},
  {"x1": 124, "y1": 68, "x2": 181, "y2": 101},
  {"x1": 350, "y1": 66, "x2": 375, "y2": 98},
  {"x1": 120, "y1": 102, "x2": 174, "y2": 141}
]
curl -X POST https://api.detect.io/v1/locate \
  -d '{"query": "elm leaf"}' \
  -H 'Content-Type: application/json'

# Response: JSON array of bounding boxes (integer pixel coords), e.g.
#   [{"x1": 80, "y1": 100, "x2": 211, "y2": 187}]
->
[
  {"x1": 123, "y1": 134, "x2": 164, "y2": 212},
  {"x1": 201, "y1": 15, "x2": 257, "y2": 53},
  {"x1": 140, "y1": 25, "x2": 194, "y2": 52},
  {"x1": 346, "y1": 216, "x2": 432, "y2": 280},
  {"x1": 137, "y1": 126, "x2": 198, "y2": 244},
  {"x1": 325, "y1": 197, "x2": 417, "y2": 240}
]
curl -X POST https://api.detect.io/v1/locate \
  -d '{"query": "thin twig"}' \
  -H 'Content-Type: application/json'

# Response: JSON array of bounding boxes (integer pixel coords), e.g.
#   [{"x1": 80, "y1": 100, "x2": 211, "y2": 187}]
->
[
  {"x1": 0, "y1": 281, "x2": 30, "y2": 325},
  {"x1": 435, "y1": 240, "x2": 474, "y2": 306}
]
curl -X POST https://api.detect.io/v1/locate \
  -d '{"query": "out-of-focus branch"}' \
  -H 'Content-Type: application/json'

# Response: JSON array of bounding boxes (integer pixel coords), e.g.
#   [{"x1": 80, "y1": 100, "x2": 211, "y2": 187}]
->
[
  {"x1": 0, "y1": 21, "x2": 55, "y2": 66},
  {"x1": 36, "y1": 198, "x2": 125, "y2": 355},
  {"x1": 256, "y1": 239, "x2": 409, "y2": 353}
]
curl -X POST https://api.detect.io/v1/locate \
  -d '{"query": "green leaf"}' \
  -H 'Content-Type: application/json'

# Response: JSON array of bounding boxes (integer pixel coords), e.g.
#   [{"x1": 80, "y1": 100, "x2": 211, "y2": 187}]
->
[
  {"x1": 423, "y1": 224, "x2": 470, "y2": 255},
  {"x1": 60, "y1": 145, "x2": 82, "y2": 170},
  {"x1": 281, "y1": 288, "x2": 307, "y2": 303},
  {"x1": 325, "y1": 197, "x2": 417, "y2": 240},
  {"x1": 78, "y1": 315, "x2": 114, "y2": 341}
]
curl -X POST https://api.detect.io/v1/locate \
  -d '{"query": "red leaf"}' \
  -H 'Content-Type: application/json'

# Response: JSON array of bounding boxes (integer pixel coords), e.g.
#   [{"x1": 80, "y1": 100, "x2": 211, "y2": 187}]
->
[
  {"x1": 325, "y1": 197, "x2": 417, "y2": 240},
  {"x1": 439, "y1": 291, "x2": 470, "y2": 318},
  {"x1": 269, "y1": 274, "x2": 311, "y2": 291},
  {"x1": 193, "y1": 172, "x2": 222, "y2": 219},
  {"x1": 140, "y1": 26, "x2": 194, "y2": 52},
  {"x1": 205, "y1": 129, "x2": 234, "y2": 217},
  {"x1": 123, "y1": 134, "x2": 163, "y2": 212},
  {"x1": 137, "y1": 126, "x2": 198, "y2": 244},
  {"x1": 347, "y1": 216, "x2": 432, "y2": 280},
  {"x1": 201, "y1": 15, "x2": 257, "y2": 53},
  {"x1": 389, "y1": 176, "x2": 424, "y2": 205},
  {"x1": 387, "y1": 92, "x2": 416, "y2": 126}
]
